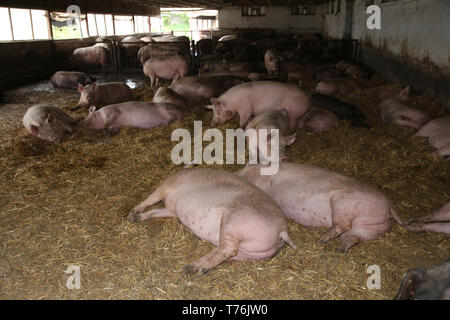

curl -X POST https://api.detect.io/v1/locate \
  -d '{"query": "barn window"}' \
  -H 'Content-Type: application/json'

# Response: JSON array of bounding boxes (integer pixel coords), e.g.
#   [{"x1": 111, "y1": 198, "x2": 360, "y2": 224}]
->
[
  {"x1": 0, "y1": 8, "x2": 13, "y2": 41},
  {"x1": 134, "y1": 16, "x2": 150, "y2": 33},
  {"x1": 292, "y1": 5, "x2": 316, "y2": 15},
  {"x1": 242, "y1": 6, "x2": 266, "y2": 17},
  {"x1": 95, "y1": 14, "x2": 107, "y2": 36},
  {"x1": 50, "y1": 11, "x2": 83, "y2": 39},
  {"x1": 105, "y1": 15, "x2": 114, "y2": 35},
  {"x1": 10, "y1": 8, "x2": 34, "y2": 40},
  {"x1": 114, "y1": 15, "x2": 134, "y2": 35},
  {"x1": 87, "y1": 14, "x2": 98, "y2": 36},
  {"x1": 151, "y1": 17, "x2": 162, "y2": 32}
]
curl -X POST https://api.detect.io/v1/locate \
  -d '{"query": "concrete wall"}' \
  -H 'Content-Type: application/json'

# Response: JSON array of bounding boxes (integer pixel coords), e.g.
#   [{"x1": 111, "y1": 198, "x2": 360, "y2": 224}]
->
[
  {"x1": 352, "y1": 0, "x2": 449, "y2": 70},
  {"x1": 322, "y1": 0, "x2": 347, "y2": 39},
  {"x1": 352, "y1": 0, "x2": 450, "y2": 109},
  {"x1": 218, "y1": 6, "x2": 325, "y2": 34}
]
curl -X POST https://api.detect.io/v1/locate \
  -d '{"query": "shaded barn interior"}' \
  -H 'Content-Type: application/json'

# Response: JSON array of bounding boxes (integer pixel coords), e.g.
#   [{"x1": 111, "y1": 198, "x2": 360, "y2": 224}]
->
[{"x1": 0, "y1": 0, "x2": 449, "y2": 300}]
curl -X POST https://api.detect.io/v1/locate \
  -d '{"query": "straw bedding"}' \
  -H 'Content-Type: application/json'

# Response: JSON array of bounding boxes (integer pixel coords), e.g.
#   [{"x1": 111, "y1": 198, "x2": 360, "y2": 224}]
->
[{"x1": 0, "y1": 76, "x2": 448, "y2": 300}]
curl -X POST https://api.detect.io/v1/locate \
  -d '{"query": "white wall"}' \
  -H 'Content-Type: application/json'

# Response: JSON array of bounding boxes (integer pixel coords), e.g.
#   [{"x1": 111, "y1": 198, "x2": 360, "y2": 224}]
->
[
  {"x1": 218, "y1": 6, "x2": 324, "y2": 34},
  {"x1": 352, "y1": 0, "x2": 449, "y2": 69}
]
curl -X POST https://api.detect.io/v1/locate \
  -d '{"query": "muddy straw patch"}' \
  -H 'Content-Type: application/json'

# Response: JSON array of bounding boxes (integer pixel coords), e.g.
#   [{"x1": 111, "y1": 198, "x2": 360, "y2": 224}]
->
[{"x1": 0, "y1": 80, "x2": 449, "y2": 300}]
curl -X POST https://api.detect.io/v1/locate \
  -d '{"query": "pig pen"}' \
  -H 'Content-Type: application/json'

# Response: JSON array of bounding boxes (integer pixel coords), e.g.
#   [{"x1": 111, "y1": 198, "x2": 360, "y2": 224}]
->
[{"x1": 0, "y1": 73, "x2": 449, "y2": 300}]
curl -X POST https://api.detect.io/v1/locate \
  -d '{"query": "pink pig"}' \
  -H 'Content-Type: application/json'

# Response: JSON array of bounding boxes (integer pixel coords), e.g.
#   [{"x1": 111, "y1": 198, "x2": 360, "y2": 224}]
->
[
  {"x1": 379, "y1": 99, "x2": 430, "y2": 129},
  {"x1": 237, "y1": 162, "x2": 404, "y2": 252},
  {"x1": 79, "y1": 101, "x2": 182, "y2": 133},
  {"x1": 405, "y1": 202, "x2": 450, "y2": 234},
  {"x1": 205, "y1": 81, "x2": 310, "y2": 129},
  {"x1": 73, "y1": 82, "x2": 132, "y2": 111},
  {"x1": 127, "y1": 167, "x2": 296, "y2": 276}
]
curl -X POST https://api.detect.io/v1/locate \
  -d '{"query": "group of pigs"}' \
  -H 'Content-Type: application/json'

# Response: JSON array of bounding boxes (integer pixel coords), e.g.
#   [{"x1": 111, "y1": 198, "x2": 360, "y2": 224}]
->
[{"x1": 21, "y1": 33, "x2": 449, "y2": 299}]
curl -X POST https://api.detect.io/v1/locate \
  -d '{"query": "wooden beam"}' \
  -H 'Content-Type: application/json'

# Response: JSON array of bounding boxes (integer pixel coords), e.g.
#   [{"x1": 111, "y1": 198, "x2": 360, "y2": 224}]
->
[
  {"x1": 46, "y1": 10, "x2": 54, "y2": 39},
  {"x1": 29, "y1": 9, "x2": 35, "y2": 40}
]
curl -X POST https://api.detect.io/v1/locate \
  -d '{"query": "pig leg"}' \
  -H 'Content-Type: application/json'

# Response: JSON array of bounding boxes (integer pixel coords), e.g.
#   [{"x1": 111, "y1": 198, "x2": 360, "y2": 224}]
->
[
  {"x1": 127, "y1": 185, "x2": 167, "y2": 221},
  {"x1": 130, "y1": 207, "x2": 176, "y2": 222},
  {"x1": 184, "y1": 216, "x2": 240, "y2": 275},
  {"x1": 238, "y1": 110, "x2": 252, "y2": 128},
  {"x1": 319, "y1": 223, "x2": 352, "y2": 243},
  {"x1": 184, "y1": 235, "x2": 240, "y2": 276},
  {"x1": 338, "y1": 233, "x2": 360, "y2": 253},
  {"x1": 405, "y1": 222, "x2": 450, "y2": 234},
  {"x1": 149, "y1": 72, "x2": 156, "y2": 88},
  {"x1": 171, "y1": 74, "x2": 180, "y2": 85}
]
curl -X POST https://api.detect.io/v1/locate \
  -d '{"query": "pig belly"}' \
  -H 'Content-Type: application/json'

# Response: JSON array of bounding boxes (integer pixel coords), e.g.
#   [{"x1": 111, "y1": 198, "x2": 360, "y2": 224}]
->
[
  {"x1": 272, "y1": 189, "x2": 333, "y2": 227},
  {"x1": 174, "y1": 202, "x2": 222, "y2": 246},
  {"x1": 117, "y1": 110, "x2": 167, "y2": 129}
]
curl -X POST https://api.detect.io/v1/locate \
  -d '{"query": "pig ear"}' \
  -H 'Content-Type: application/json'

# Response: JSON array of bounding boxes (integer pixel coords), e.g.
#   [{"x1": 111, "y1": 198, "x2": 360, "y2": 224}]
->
[
  {"x1": 399, "y1": 86, "x2": 410, "y2": 98},
  {"x1": 279, "y1": 109, "x2": 289, "y2": 118},
  {"x1": 30, "y1": 124, "x2": 39, "y2": 135},
  {"x1": 394, "y1": 269, "x2": 425, "y2": 300},
  {"x1": 77, "y1": 83, "x2": 84, "y2": 93},
  {"x1": 285, "y1": 133, "x2": 296, "y2": 146},
  {"x1": 46, "y1": 113, "x2": 55, "y2": 124},
  {"x1": 89, "y1": 106, "x2": 97, "y2": 113}
]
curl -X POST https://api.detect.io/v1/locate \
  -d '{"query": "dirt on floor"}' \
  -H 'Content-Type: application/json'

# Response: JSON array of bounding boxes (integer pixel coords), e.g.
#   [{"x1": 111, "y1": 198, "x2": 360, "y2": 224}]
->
[{"x1": 0, "y1": 73, "x2": 449, "y2": 300}]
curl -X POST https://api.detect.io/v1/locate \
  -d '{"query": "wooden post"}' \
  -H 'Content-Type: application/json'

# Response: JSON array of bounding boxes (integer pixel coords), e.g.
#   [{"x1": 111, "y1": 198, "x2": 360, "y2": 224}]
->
[
  {"x1": 46, "y1": 10, "x2": 53, "y2": 39},
  {"x1": 94, "y1": 14, "x2": 99, "y2": 36},
  {"x1": 8, "y1": 8, "x2": 14, "y2": 40},
  {"x1": 147, "y1": 16, "x2": 151, "y2": 32},
  {"x1": 132, "y1": 15, "x2": 136, "y2": 34},
  {"x1": 112, "y1": 14, "x2": 116, "y2": 35},
  {"x1": 29, "y1": 9, "x2": 35, "y2": 40},
  {"x1": 85, "y1": 13, "x2": 90, "y2": 38}
]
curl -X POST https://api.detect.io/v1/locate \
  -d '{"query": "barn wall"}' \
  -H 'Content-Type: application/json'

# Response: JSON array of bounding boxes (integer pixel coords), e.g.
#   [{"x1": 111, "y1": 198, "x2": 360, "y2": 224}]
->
[
  {"x1": 355, "y1": 0, "x2": 449, "y2": 110},
  {"x1": 322, "y1": 0, "x2": 347, "y2": 39},
  {"x1": 218, "y1": 6, "x2": 325, "y2": 34},
  {"x1": 0, "y1": 39, "x2": 97, "y2": 89}
]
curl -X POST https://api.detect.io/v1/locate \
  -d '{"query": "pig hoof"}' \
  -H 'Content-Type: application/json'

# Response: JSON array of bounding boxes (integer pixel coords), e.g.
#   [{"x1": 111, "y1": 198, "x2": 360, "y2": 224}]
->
[
  {"x1": 127, "y1": 210, "x2": 140, "y2": 222},
  {"x1": 183, "y1": 264, "x2": 198, "y2": 275}
]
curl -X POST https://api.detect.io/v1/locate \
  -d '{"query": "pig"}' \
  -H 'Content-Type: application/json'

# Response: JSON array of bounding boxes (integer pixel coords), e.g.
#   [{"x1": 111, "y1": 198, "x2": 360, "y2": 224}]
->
[
  {"x1": 50, "y1": 71, "x2": 94, "y2": 89},
  {"x1": 245, "y1": 110, "x2": 296, "y2": 162},
  {"x1": 314, "y1": 67, "x2": 343, "y2": 81},
  {"x1": 169, "y1": 75, "x2": 245, "y2": 107},
  {"x1": 394, "y1": 259, "x2": 450, "y2": 300},
  {"x1": 415, "y1": 117, "x2": 450, "y2": 138},
  {"x1": 23, "y1": 105, "x2": 77, "y2": 143},
  {"x1": 436, "y1": 142, "x2": 450, "y2": 157},
  {"x1": 143, "y1": 55, "x2": 189, "y2": 88},
  {"x1": 405, "y1": 202, "x2": 450, "y2": 234},
  {"x1": 140, "y1": 36, "x2": 152, "y2": 42},
  {"x1": 315, "y1": 77, "x2": 361, "y2": 97},
  {"x1": 309, "y1": 93, "x2": 369, "y2": 128},
  {"x1": 205, "y1": 81, "x2": 310, "y2": 129},
  {"x1": 237, "y1": 162, "x2": 404, "y2": 252},
  {"x1": 138, "y1": 44, "x2": 180, "y2": 66},
  {"x1": 72, "y1": 46, "x2": 110, "y2": 69},
  {"x1": 364, "y1": 85, "x2": 410, "y2": 102},
  {"x1": 152, "y1": 87, "x2": 186, "y2": 108},
  {"x1": 127, "y1": 167, "x2": 297, "y2": 276},
  {"x1": 379, "y1": 99, "x2": 431, "y2": 129},
  {"x1": 196, "y1": 38, "x2": 215, "y2": 57},
  {"x1": 415, "y1": 117, "x2": 450, "y2": 156},
  {"x1": 79, "y1": 102, "x2": 183, "y2": 133},
  {"x1": 264, "y1": 49, "x2": 282, "y2": 75},
  {"x1": 297, "y1": 110, "x2": 338, "y2": 132},
  {"x1": 73, "y1": 82, "x2": 132, "y2": 111}
]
